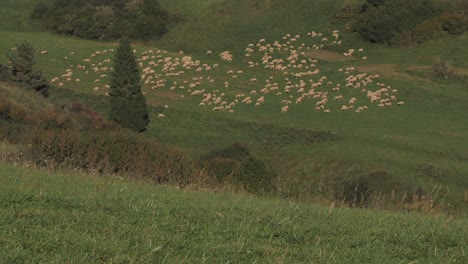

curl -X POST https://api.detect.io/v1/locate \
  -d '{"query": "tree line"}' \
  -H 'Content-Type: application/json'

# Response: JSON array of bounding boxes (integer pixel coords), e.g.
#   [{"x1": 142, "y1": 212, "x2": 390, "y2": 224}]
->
[
  {"x1": 31, "y1": 0, "x2": 173, "y2": 41},
  {"x1": 337, "y1": 0, "x2": 468, "y2": 45}
]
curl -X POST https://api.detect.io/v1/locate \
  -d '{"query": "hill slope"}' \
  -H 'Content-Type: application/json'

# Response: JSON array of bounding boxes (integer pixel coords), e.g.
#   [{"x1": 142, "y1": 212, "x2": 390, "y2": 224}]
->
[
  {"x1": 0, "y1": 0, "x2": 467, "y2": 211},
  {"x1": 1, "y1": 163, "x2": 466, "y2": 263}
]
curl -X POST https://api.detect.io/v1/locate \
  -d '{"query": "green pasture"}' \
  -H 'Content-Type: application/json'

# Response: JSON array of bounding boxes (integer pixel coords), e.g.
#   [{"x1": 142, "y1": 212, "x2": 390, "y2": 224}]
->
[
  {"x1": 0, "y1": 0, "x2": 467, "y2": 209},
  {"x1": 1, "y1": 164, "x2": 466, "y2": 263}
]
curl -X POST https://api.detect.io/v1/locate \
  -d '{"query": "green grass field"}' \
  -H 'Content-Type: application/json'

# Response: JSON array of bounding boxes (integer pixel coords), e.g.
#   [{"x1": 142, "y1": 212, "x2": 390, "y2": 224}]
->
[
  {"x1": 0, "y1": 0, "x2": 467, "y2": 261},
  {"x1": 0, "y1": 0, "x2": 468, "y2": 202},
  {"x1": 1, "y1": 163, "x2": 466, "y2": 263},
  {"x1": 0, "y1": 0, "x2": 467, "y2": 211}
]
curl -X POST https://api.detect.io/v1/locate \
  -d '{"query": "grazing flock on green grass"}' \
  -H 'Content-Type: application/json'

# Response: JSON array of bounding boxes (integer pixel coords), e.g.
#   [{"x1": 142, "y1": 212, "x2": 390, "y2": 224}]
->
[{"x1": 36, "y1": 29, "x2": 404, "y2": 118}]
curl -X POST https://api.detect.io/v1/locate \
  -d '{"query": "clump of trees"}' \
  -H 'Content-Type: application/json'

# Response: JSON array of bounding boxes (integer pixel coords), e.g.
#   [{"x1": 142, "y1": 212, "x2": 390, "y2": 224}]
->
[
  {"x1": 109, "y1": 39, "x2": 149, "y2": 132},
  {"x1": 337, "y1": 0, "x2": 468, "y2": 45},
  {"x1": 0, "y1": 41, "x2": 49, "y2": 97},
  {"x1": 30, "y1": 0, "x2": 172, "y2": 41}
]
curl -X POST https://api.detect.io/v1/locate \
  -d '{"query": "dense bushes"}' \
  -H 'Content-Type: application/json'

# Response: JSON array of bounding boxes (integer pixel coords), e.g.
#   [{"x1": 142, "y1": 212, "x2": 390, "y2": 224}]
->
[
  {"x1": 440, "y1": 12, "x2": 468, "y2": 35},
  {"x1": 0, "y1": 85, "x2": 196, "y2": 185},
  {"x1": 351, "y1": 0, "x2": 441, "y2": 44},
  {"x1": 338, "y1": 0, "x2": 467, "y2": 45},
  {"x1": 31, "y1": 0, "x2": 171, "y2": 41},
  {"x1": 237, "y1": 156, "x2": 276, "y2": 194},
  {"x1": 200, "y1": 143, "x2": 276, "y2": 194},
  {"x1": 30, "y1": 128, "x2": 193, "y2": 184}
]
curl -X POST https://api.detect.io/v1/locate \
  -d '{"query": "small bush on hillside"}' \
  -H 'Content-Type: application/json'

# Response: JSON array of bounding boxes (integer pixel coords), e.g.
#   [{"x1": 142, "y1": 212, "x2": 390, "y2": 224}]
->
[
  {"x1": 440, "y1": 12, "x2": 468, "y2": 35},
  {"x1": 340, "y1": 177, "x2": 373, "y2": 208},
  {"x1": 432, "y1": 57, "x2": 456, "y2": 79},
  {"x1": 0, "y1": 96, "x2": 28, "y2": 123},
  {"x1": 202, "y1": 157, "x2": 240, "y2": 182},
  {"x1": 410, "y1": 18, "x2": 444, "y2": 44},
  {"x1": 200, "y1": 143, "x2": 250, "y2": 182},
  {"x1": 236, "y1": 156, "x2": 276, "y2": 194},
  {"x1": 0, "y1": 64, "x2": 11, "y2": 82}
]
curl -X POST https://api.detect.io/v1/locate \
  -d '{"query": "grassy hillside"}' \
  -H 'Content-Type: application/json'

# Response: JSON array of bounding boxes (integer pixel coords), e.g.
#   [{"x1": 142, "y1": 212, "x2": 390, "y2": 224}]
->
[
  {"x1": 1, "y1": 163, "x2": 466, "y2": 263},
  {"x1": 0, "y1": 0, "x2": 467, "y2": 212}
]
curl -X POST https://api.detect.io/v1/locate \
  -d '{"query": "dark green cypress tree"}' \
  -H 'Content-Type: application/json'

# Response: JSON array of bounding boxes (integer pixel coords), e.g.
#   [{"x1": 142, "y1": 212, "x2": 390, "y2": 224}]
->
[
  {"x1": 9, "y1": 41, "x2": 35, "y2": 83},
  {"x1": 8, "y1": 41, "x2": 49, "y2": 97},
  {"x1": 109, "y1": 39, "x2": 149, "y2": 132}
]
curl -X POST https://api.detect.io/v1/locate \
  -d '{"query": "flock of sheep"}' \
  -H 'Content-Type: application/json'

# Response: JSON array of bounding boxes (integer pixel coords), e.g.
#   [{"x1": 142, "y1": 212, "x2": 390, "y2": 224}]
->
[{"x1": 43, "y1": 29, "x2": 404, "y2": 118}]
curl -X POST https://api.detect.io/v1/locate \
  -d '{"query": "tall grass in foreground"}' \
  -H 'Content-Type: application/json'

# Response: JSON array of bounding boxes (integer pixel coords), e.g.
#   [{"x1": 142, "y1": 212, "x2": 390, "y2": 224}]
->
[{"x1": 0, "y1": 163, "x2": 466, "y2": 263}]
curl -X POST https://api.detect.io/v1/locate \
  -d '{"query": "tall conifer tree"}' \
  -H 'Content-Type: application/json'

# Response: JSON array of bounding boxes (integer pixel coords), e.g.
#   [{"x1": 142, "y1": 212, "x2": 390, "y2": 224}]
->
[{"x1": 109, "y1": 39, "x2": 149, "y2": 132}]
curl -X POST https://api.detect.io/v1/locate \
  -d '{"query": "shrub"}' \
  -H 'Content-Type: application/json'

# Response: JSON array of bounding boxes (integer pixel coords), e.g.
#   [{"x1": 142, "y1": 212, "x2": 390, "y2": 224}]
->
[
  {"x1": 236, "y1": 156, "x2": 276, "y2": 194},
  {"x1": 0, "y1": 64, "x2": 11, "y2": 82},
  {"x1": 340, "y1": 177, "x2": 373, "y2": 208},
  {"x1": 410, "y1": 18, "x2": 444, "y2": 44},
  {"x1": 200, "y1": 143, "x2": 250, "y2": 182},
  {"x1": 29, "y1": 128, "x2": 194, "y2": 184},
  {"x1": 440, "y1": 12, "x2": 468, "y2": 35},
  {"x1": 202, "y1": 157, "x2": 240, "y2": 182},
  {"x1": 432, "y1": 57, "x2": 455, "y2": 79}
]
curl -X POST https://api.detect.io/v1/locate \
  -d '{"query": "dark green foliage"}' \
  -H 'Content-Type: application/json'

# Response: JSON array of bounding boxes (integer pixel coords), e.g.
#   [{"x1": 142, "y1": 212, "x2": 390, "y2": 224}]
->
[
  {"x1": 236, "y1": 156, "x2": 276, "y2": 194},
  {"x1": 25, "y1": 70, "x2": 49, "y2": 97},
  {"x1": 409, "y1": 18, "x2": 443, "y2": 44},
  {"x1": 201, "y1": 142, "x2": 250, "y2": 162},
  {"x1": 8, "y1": 41, "x2": 35, "y2": 79},
  {"x1": 350, "y1": 0, "x2": 441, "y2": 44},
  {"x1": 440, "y1": 12, "x2": 468, "y2": 35},
  {"x1": 0, "y1": 64, "x2": 11, "y2": 82},
  {"x1": 340, "y1": 177, "x2": 373, "y2": 208},
  {"x1": 31, "y1": 0, "x2": 170, "y2": 41},
  {"x1": 7, "y1": 41, "x2": 49, "y2": 97},
  {"x1": 341, "y1": 0, "x2": 467, "y2": 45},
  {"x1": 200, "y1": 143, "x2": 250, "y2": 181},
  {"x1": 30, "y1": 1, "x2": 49, "y2": 19},
  {"x1": 109, "y1": 39, "x2": 149, "y2": 132}
]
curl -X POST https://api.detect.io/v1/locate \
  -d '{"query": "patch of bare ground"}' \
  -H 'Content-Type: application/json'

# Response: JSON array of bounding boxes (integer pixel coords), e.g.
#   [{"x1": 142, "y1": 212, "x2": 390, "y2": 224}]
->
[
  {"x1": 357, "y1": 64, "x2": 399, "y2": 77},
  {"x1": 305, "y1": 50, "x2": 356, "y2": 62},
  {"x1": 149, "y1": 90, "x2": 183, "y2": 101},
  {"x1": 409, "y1": 65, "x2": 468, "y2": 76}
]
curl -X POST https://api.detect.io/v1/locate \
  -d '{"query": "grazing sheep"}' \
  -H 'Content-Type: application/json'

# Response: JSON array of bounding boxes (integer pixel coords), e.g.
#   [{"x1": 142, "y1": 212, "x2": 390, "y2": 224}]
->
[{"x1": 158, "y1": 113, "x2": 165, "y2": 118}]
